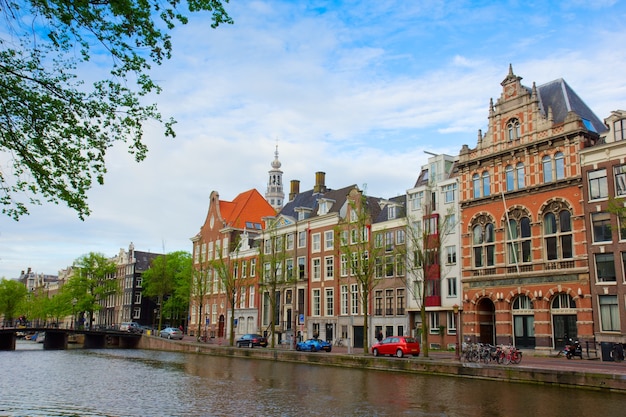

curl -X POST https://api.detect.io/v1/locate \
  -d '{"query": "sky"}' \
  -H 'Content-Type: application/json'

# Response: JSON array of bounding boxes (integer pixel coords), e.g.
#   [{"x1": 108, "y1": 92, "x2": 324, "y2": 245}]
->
[{"x1": 1, "y1": 0, "x2": 626, "y2": 279}]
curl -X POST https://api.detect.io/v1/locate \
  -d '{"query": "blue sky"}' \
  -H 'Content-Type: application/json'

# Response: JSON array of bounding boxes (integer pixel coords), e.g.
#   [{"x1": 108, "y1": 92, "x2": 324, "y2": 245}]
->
[{"x1": 1, "y1": 0, "x2": 625, "y2": 279}]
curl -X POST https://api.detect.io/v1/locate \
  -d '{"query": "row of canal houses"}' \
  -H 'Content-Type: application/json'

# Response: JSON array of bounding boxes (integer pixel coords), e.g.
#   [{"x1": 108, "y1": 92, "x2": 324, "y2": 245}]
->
[{"x1": 188, "y1": 66, "x2": 626, "y2": 354}]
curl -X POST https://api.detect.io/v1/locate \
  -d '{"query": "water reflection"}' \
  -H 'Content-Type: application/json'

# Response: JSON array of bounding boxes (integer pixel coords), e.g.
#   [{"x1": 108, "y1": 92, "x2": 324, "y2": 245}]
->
[{"x1": 0, "y1": 341, "x2": 623, "y2": 417}]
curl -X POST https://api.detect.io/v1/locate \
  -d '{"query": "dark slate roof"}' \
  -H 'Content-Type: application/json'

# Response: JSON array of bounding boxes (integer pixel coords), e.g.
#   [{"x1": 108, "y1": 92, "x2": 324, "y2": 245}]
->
[
  {"x1": 279, "y1": 184, "x2": 357, "y2": 219},
  {"x1": 375, "y1": 194, "x2": 406, "y2": 223},
  {"x1": 535, "y1": 78, "x2": 607, "y2": 134},
  {"x1": 134, "y1": 251, "x2": 161, "y2": 272}
]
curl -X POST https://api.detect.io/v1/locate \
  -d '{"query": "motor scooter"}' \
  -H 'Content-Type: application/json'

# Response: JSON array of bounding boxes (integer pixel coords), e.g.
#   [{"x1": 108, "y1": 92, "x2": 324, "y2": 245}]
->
[{"x1": 564, "y1": 338, "x2": 583, "y2": 359}]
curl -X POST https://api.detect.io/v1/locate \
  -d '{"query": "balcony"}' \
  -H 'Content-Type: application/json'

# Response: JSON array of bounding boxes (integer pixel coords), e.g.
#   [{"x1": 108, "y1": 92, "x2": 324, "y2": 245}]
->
[{"x1": 425, "y1": 295, "x2": 441, "y2": 307}]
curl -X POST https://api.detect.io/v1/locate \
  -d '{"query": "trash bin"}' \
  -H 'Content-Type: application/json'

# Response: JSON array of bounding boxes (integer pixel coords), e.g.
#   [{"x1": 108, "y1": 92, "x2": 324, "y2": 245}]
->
[{"x1": 600, "y1": 342, "x2": 614, "y2": 361}]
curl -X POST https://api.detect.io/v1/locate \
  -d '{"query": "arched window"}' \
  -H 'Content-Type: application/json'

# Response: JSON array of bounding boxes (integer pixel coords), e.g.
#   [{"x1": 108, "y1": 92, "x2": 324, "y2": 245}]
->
[
  {"x1": 513, "y1": 295, "x2": 533, "y2": 310},
  {"x1": 516, "y1": 163, "x2": 525, "y2": 189},
  {"x1": 506, "y1": 211, "x2": 532, "y2": 264},
  {"x1": 542, "y1": 155, "x2": 553, "y2": 183},
  {"x1": 505, "y1": 165, "x2": 514, "y2": 191},
  {"x1": 552, "y1": 293, "x2": 576, "y2": 309},
  {"x1": 544, "y1": 204, "x2": 573, "y2": 260},
  {"x1": 507, "y1": 119, "x2": 521, "y2": 141},
  {"x1": 472, "y1": 218, "x2": 495, "y2": 268},
  {"x1": 472, "y1": 173, "x2": 480, "y2": 198},
  {"x1": 482, "y1": 171, "x2": 491, "y2": 196},
  {"x1": 555, "y1": 152, "x2": 565, "y2": 180}
]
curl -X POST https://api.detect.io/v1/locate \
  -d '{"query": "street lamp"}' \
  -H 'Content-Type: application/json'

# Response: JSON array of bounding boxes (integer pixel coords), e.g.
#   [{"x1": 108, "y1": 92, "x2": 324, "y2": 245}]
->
[
  {"x1": 71, "y1": 298, "x2": 77, "y2": 330},
  {"x1": 453, "y1": 304, "x2": 460, "y2": 361}
]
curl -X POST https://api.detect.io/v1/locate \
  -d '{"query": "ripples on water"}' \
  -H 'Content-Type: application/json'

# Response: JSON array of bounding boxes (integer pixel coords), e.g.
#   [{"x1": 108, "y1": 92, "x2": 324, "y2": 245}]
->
[{"x1": 0, "y1": 340, "x2": 623, "y2": 417}]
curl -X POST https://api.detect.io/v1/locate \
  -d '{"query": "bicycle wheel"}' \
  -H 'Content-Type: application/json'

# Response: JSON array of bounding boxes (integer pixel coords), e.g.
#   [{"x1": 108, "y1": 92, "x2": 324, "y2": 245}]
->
[{"x1": 511, "y1": 351, "x2": 522, "y2": 364}]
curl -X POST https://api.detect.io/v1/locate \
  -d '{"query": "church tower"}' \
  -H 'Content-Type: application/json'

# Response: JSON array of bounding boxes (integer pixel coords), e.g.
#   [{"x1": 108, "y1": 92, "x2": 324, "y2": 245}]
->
[{"x1": 265, "y1": 145, "x2": 284, "y2": 211}]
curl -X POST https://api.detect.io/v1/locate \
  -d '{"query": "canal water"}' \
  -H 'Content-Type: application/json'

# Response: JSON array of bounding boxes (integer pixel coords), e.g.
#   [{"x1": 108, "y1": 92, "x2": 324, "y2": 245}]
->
[{"x1": 0, "y1": 340, "x2": 624, "y2": 417}]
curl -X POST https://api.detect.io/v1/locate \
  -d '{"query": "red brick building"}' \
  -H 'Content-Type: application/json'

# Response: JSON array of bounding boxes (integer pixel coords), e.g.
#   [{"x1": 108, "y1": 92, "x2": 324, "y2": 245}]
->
[{"x1": 457, "y1": 66, "x2": 605, "y2": 352}]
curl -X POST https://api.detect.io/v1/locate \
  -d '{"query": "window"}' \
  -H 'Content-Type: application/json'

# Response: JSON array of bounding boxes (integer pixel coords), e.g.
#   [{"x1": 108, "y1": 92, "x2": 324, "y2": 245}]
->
[
  {"x1": 544, "y1": 205, "x2": 573, "y2": 260},
  {"x1": 388, "y1": 205, "x2": 396, "y2": 219},
  {"x1": 592, "y1": 212, "x2": 612, "y2": 243},
  {"x1": 385, "y1": 231, "x2": 394, "y2": 252},
  {"x1": 614, "y1": 164, "x2": 626, "y2": 196},
  {"x1": 313, "y1": 289, "x2": 321, "y2": 316},
  {"x1": 340, "y1": 285, "x2": 348, "y2": 315},
  {"x1": 325, "y1": 256, "x2": 334, "y2": 280},
  {"x1": 350, "y1": 284, "x2": 359, "y2": 315},
  {"x1": 472, "y1": 174, "x2": 480, "y2": 198},
  {"x1": 482, "y1": 171, "x2": 490, "y2": 197},
  {"x1": 429, "y1": 312, "x2": 440, "y2": 334},
  {"x1": 542, "y1": 155, "x2": 553, "y2": 183},
  {"x1": 396, "y1": 229, "x2": 405, "y2": 245},
  {"x1": 395, "y1": 254, "x2": 404, "y2": 276},
  {"x1": 555, "y1": 152, "x2": 565, "y2": 180},
  {"x1": 595, "y1": 253, "x2": 616, "y2": 282},
  {"x1": 325, "y1": 288, "x2": 334, "y2": 316},
  {"x1": 375, "y1": 290, "x2": 383, "y2": 316},
  {"x1": 298, "y1": 231, "x2": 307, "y2": 248},
  {"x1": 443, "y1": 183, "x2": 456, "y2": 203},
  {"x1": 447, "y1": 311, "x2": 457, "y2": 334},
  {"x1": 134, "y1": 292, "x2": 141, "y2": 304},
  {"x1": 506, "y1": 165, "x2": 515, "y2": 191},
  {"x1": 506, "y1": 163, "x2": 525, "y2": 191},
  {"x1": 506, "y1": 214, "x2": 532, "y2": 264},
  {"x1": 446, "y1": 277, "x2": 457, "y2": 297},
  {"x1": 445, "y1": 245, "x2": 457, "y2": 265},
  {"x1": 312, "y1": 258, "x2": 321, "y2": 281},
  {"x1": 516, "y1": 163, "x2": 525, "y2": 189},
  {"x1": 513, "y1": 295, "x2": 532, "y2": 310},
  {"x1": 286, "y1": 233, "x2": 294, "y2": 250},
  {"x1": 507, "y1": 118, "x2": 521, "y2": 140},
  {"x1": 250, "y1": 259, "x2": 256, "y2": 277},
  {"x1": 385, "y1": 289, "x2": 394, "y2": 315},
  {"x1": 324, "y1": 231, "x2": 334, "y2": 250},
  {"x1": 397, "y1": 289, "x2": 405, "y2": 315},
  {"x1": 249, "y1": 286, "x2": 255, "y2": 308},
  {"x1": 589, "y1": 169, "x2": 608, "y2": 200},
  {"x1": 285, "y1": 258, "x2": 293, "y2": 280},
  {"x1": 615, "y1": 119, "x2": 626, "y2": 141},
  {"x1": 242, "y1": 261, "x2": 247, "y2": 278},
  {"x1": 133, "y1": 307, "x2": 141, "y2": 319},
  {"x1": 340, "y1": 254, "x2": 348, "y2": 277},
  {"x1": 599, "y1": 295, "x2": 620, "y2": 331},
  {"x1": 263, "y1": 239, "x2": 271, "y2": 254},
  {"x1": 621, "y1": 217, "x2": 626, "y2": 241},
  {"x1": 410, "y1": 191, "x2": 423, "y2": 210},
  {"x1": 298, "y1": 257, "x2": 306, "y2": 280},
  {"x1": 472, "y1": 218, "x2": 495, "y2": 268},
  {"x1": 385, "y1": 255, "x2": 394, "y2": 277},
  {"x1": 375, "y1": 257, "x2": 383, "y2": 279},
  {"x1": 552, "y1": 293, "x2": 575, "y2": 309},
  {"x1": 622, "y1": 252, "x2": 626, "y2": 281},
  {"x1": 312, "y1": 233, "x2": 321, "y2": 252}
]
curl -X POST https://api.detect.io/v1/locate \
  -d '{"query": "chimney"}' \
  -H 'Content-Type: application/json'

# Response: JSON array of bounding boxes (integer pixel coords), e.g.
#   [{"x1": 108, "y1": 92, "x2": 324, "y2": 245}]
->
[
  {"x1": 313, "y1": 171, "x2": 326, "y2": 193},
  {"x1": 289, "y1": 180, "x2": 300, "y2": 201}
]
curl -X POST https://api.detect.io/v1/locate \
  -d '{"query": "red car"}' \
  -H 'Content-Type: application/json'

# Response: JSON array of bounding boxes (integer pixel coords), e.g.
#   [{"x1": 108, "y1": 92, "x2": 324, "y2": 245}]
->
[{"x1": 372, "y1": 336, "x2": 420, "y2": 358}]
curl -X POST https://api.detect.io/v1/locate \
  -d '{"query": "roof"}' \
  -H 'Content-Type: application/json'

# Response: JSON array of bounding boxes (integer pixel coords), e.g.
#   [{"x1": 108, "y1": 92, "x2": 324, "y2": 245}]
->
[
  {"x1": 535, "y1": 78, "x2": 606, "y2": 134},
  {"x1": 219, "y1": 189, "x2": 276, "y2": 230}
]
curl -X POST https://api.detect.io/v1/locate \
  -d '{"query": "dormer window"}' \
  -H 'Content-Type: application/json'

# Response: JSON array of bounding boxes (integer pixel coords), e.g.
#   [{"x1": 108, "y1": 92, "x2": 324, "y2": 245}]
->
[
  {"x1": 507, "y1": 118, "x2": 521, "y2": 141},
  {"x1": 388, "y1": 205, "x2": 396, "y2": 220},
  {"x1": 317, "y1": 198, "x2": 335, "y2": 215},
  {"x1": 615, "y1": 119, "x2": 625, "y2": 141}
]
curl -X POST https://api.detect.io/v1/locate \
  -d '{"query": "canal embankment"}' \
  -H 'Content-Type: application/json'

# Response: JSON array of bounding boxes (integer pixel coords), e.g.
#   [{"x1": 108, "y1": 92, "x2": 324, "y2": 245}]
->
[{"x1": 138, "y1": 335, "x2": 626, "y2": 393}]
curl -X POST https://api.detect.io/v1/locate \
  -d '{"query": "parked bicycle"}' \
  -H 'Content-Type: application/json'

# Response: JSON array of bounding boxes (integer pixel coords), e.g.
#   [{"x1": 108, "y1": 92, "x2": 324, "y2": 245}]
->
[
  {"x1": 334, "y1": 338, "x2": 344, "y2": 347},
  {"x1": 611, "y1": 343, "x2": 624, "y2": 362}
]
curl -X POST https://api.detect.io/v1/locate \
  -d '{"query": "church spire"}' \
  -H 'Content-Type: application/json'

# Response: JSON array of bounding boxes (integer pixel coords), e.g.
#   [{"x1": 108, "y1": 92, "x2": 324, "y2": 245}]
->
[{"x1": 265, "y1": 144, "x2": 284, "y2": 211}]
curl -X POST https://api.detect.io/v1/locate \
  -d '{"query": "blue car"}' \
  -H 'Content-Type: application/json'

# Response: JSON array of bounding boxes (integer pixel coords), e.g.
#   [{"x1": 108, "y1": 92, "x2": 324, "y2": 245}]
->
[{"x1": 296, "y1": 338, "x2": 332, "y2": 352}]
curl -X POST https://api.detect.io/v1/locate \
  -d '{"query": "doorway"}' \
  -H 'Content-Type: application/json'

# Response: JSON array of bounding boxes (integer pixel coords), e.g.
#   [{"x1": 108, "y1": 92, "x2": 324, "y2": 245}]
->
[{"x1": 477, "y1": 298, "x2": 495, "y2": 345}]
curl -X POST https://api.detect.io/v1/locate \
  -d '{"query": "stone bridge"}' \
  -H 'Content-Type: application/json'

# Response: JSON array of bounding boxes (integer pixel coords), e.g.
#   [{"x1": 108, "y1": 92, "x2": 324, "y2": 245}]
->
[{"x1": 0, "y1": 327, "x2": 142, "y2": 350}]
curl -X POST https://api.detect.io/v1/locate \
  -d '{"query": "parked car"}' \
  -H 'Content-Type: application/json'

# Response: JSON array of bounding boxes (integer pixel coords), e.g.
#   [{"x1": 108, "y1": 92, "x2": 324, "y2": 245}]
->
[
  {"x1": 296, "y1": 338, "x2": 332, "y2": 352},
  {"x1": 372, "y1": 336, "x2": 420, "y2": 358},
  {"x1": 236, "y1": 334, "x2": 268, "y2": 348},
  {"x1": 119, "y1": 322, "x2": 143, "y2": 334},
  {"x1": 159, "y1": 327, "x2": 184, "y2": 340}
]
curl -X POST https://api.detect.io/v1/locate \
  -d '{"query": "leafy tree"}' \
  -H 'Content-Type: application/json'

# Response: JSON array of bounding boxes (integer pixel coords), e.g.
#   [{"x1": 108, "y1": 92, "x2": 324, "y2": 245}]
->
[
  {"x1": 64, "y1": 252, "x2": 117, "y2": 329},
  {"x1": 190, "y1": 241, "x2": 211, "y2": 342},
  {"x1": 0, "y1": 278, "x2": 28, "y2": 325},
  {"x1": 0, "y1": 1, "x2": 232, "y2": 220},
  {"x1": 336, "y1": 188, "x2": 383, "y2": 354},
  {"x1": 142, "y1": 251, "x2": 192, "y2": 331}
]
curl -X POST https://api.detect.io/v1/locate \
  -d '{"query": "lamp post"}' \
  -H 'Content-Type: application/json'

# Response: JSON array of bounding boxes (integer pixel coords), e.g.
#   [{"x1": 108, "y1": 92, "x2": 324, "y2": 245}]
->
[
  {"x1": 71, "y1": 298, "x2": 77, "y2": 330},
  {"x1": 453, "y1": 304, "x2": 460, "y2": 360}
]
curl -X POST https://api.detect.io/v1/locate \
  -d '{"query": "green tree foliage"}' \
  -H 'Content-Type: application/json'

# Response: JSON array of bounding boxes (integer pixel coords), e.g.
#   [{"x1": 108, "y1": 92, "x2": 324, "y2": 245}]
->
[
  {"x1": 142, "y1": 251, "x2": 192, "y2": 331},
  {"x1": 64, "y1": 252, "x2": 117, "y2": 329},
  {"x1": 0, "y1": 1, "x2": 232, "y2": 220},
  {"x1": 0, "y1": 278, "x2": 28, "y2": 324}
]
